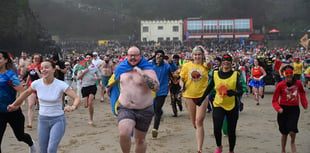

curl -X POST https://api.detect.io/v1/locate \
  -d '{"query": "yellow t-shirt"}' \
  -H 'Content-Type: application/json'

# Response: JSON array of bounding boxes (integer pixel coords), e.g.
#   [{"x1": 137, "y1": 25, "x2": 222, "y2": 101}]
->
[
  {"x1": 213, "y1": 71, "x2": 238, "y2": 111},
  {"x1": 180, "y1": 61, "x2": 210, "y2": 98},
  {"x1": 293, "y1": 62, "x2": 303, "y2": 75}
]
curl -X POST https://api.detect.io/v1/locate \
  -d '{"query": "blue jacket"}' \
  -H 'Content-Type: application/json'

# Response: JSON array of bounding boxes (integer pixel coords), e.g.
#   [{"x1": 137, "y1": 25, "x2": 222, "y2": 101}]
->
[{"x1": 152, "y1": 61, "x2": 178, "y2": 96}]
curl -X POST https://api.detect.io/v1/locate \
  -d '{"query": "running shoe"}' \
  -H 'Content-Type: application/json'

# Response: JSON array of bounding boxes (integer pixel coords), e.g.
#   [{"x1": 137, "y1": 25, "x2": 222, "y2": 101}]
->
[
  {"x1": 152, "y1": 129, "x2": 158, "y2": 138},
  {"x1": 29, "y1": 139, "x2": 36, "y2": 153}
]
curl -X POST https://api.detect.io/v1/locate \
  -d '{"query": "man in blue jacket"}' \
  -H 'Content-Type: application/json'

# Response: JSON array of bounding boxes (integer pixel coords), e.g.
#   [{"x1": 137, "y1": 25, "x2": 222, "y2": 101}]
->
[{"x1": 151, "y1": 50, "x2": 178, "y2": 138}]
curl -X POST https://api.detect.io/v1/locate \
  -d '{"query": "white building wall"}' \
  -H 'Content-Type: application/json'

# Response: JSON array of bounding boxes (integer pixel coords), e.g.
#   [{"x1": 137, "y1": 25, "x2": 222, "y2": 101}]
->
[{"x1": 141, "y1": 20, "x2": 183, "y2": 42}]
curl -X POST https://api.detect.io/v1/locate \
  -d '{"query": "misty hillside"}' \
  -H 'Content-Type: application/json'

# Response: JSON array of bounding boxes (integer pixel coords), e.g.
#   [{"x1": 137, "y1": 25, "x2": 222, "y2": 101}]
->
[
  {"x1": 1, "y1": 0, "x2": 309, "y2": 55},
  {"x1": 29, "y1": 0, "x2": 310, "y2": 40}
]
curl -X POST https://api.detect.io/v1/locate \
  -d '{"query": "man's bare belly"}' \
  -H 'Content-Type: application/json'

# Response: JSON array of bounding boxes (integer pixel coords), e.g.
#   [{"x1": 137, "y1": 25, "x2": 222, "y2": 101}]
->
[
  {"x1": 101, "y1": 68, "x2": 112, "y2": 77},
  {"x1": 118, "y1": 72, "x2": 154, "y2": 109}
]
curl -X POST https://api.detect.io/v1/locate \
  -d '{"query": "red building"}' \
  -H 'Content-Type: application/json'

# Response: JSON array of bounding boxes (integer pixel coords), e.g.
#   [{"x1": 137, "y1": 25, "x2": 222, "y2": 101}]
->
[{"x1": 184, "y1": 18, "x2": 254, "y2": 40}]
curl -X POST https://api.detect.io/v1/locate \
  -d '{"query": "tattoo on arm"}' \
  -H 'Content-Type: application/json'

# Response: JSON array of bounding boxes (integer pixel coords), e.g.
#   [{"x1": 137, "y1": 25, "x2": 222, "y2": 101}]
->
[{"x1": 142, "y1": 74, "x2": 159, "y2": 90}]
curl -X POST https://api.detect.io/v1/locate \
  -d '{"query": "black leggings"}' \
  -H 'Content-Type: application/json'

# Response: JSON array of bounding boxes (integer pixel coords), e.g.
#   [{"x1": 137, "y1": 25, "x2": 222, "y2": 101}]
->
[
  {"x1": 0, "y1": 109, "x2": 33, "y2": 153},
  {"x1": 213, "y1": 105, "x2": 239, "y2": 152},
  {"x1": 153, "y1": 96, "x2": 166, "y2": 130}
]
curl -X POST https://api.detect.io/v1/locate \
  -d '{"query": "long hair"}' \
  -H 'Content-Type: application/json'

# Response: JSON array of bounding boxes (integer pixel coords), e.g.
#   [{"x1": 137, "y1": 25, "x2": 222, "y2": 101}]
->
[
  {"x1": 32, "y1": 54, "x2": 43, "y2": 63},
  {"x1": 0, "y1": 50, "x2": 14, "y2": 70}
]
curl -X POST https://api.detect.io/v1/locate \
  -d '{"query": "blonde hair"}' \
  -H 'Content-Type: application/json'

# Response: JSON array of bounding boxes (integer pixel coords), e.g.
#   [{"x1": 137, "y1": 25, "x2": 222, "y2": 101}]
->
[{"x1": 192, "y1": 46, "x2": 203, "y2": 54}]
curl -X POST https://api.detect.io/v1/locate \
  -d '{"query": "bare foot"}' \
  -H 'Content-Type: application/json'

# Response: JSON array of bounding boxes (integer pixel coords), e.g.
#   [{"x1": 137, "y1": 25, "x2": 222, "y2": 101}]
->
[
  {"x1": 100, "y1": 99, "x2": 104, "y2": 102},
  {"x1": 291, "y1": 143, "x2": 296, "y2": 153},
  {"x1": 88, "y1": 121, "x2": 93, "y2": 125}
]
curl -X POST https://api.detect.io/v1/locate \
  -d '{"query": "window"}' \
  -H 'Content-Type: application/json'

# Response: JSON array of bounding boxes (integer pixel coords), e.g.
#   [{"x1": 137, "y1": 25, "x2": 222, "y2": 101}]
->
[
  {"x1": 235, "y1": 19, "x2": 251, "y2": 33},
  {"x1": 173, "y1": 37, "x2": 179, "y2": 41},
  {"x1": 142, "y1": 26, "x2": 149, "y2": 32},
  {"x1": 158, "y1": 26, "x2": 163, "y2": 30},
  {"x1": 219, "y1": 20, "x2": 233, "y2": 33},
  {"x1": 142, "y1": 37, "x2": 147, "y2": 41},
  {"x1": 157, "y1": 37, "x2": 164, "y2": 42},
  {"x1": 202, "y1": 20, "x2": 217, "y2": 33},
  {"x1": 187, "y1": 21, "x2": 202, "y2": 33},
  {"x1": 173, "y1": 26, "x2": 179, "y2": 32}
]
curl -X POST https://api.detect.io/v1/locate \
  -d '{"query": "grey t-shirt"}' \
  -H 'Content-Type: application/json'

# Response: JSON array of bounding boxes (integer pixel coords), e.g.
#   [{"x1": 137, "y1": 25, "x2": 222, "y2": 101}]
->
[{"x1": 78, "y1": 63, "x2": 101, "y2": 87}]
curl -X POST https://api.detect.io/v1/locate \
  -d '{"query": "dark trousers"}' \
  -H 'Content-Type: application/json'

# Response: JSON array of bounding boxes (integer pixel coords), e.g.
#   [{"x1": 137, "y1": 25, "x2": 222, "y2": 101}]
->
[
  {"x1": 213, "y1": 104, "x2": 239, "y2": 152},
  {"x1": 153, "y1": 96, "x2": 167, "y2": 130},
  {"x1": 0, "y1": 109, "x2": 33, "y2": 153},
  {"x1": 170, "y1": 92, "x2": 182, "y2": 115}
]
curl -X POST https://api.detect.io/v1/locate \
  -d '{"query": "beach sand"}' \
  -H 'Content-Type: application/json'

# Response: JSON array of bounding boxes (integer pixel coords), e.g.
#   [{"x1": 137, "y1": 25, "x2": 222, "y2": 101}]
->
[{"x1": 3, "y1": 85, "x2": 310, "y2": 153}]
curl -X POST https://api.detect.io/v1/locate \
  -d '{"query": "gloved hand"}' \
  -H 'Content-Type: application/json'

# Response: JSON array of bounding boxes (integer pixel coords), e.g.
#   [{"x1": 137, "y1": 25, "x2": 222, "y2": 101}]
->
[{"x1": 226, "y1": 90, "x2": 236, "y2": 97}]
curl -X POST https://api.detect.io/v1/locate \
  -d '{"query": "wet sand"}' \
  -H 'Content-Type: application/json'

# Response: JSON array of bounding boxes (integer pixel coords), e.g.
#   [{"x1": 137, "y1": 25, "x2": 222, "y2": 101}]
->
[{"x1": 3, "y1": 85, "x2": 310, "y2": 153}]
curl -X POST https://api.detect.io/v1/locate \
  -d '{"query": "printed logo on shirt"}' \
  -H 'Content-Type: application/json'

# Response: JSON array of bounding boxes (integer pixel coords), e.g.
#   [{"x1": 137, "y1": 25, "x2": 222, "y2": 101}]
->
[
  {"x1": 285, "y1": 85, "x2": 298, "y2": 102},
  {"x1": 217, "y1": 84, "x2": 229, "y2": 98},
  {"x1": 29, "y1": 69, "x2": 36, "y2": 75},
  {"x1": 189, "y1": 69, "x2": 203, "y2": 82}
]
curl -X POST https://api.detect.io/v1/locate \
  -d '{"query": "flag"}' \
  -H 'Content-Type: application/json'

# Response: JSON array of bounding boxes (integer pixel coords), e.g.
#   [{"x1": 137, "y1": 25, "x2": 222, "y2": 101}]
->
[
  {"x1": 186, "y1": 31, "x2": 190, "y2": 41},
  {"x1": 107, "y1": 73, "x2": 120, "y2": 116},
  {"x1": 300, "y1": 34, "x2": 309, "y2": 49},
  {"x1": 73, "y1": 60, "x2": 88, "y2": 75}
]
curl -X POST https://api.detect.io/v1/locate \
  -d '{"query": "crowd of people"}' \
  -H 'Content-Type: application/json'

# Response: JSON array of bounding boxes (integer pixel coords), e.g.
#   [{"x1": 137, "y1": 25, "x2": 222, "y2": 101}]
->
[{"x1": 1, "y1": 39, "x2": 309, "y2": 153}]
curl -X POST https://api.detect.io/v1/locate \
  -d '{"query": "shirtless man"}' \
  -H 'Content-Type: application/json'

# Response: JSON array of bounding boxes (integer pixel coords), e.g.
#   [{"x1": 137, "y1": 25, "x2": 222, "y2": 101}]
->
[
  {"x1": 18, "y1": 51, "x2": 31, "y2": 81},
  {"x1": 97, "y1": 55, "x2": 114, "y2": 102},
  {"x1": 107, "y1": 46, "x2": 159, "y2": 153}
]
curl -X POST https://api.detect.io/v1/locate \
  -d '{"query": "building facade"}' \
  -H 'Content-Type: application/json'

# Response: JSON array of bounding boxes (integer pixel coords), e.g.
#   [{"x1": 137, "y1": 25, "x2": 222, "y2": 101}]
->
[
  {"x1": 140, "y1": 20, "x2": 183, "y2": 42},
  {"x1": 184, "y1": 18, "x2": 253, "y2": 39}
]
